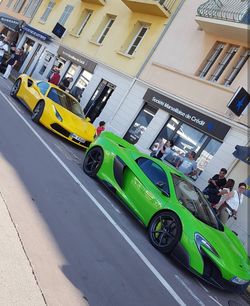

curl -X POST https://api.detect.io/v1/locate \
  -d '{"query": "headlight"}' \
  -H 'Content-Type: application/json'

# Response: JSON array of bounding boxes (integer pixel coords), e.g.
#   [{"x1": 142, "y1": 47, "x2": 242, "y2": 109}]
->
[
  {"x1": 195, "y1": 233, "x2": 219, "y2": 257},
  {"x1": 231, "y1": 276, "x2": 249, "y2": 285},
  {"x1": 52, "y1": 105, "x2": 63, "y2": 122}
]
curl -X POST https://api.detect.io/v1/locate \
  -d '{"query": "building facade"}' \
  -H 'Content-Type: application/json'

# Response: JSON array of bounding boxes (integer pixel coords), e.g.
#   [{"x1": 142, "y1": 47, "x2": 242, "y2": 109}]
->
[
  {"x1": 108, "y1": 0, "x2": 250, "y2": 251},
  {"x1": 15, "y1": 0, "x2": 183, "y2": 124}
]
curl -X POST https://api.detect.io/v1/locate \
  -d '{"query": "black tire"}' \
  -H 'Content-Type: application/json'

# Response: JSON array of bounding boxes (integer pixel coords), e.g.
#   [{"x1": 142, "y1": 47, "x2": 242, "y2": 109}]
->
[
  {"x1": 31, "y1": 100, "x2": 45, "y2": 123},
  {"x1": 10, "y1": 78, "x2": 21, "y2": 98},
  {"x1": 148, "y1": 211, "x2": 182, "y2": 254},
  {"x1": 83, "y1": 146, "x2": 104, "y2": 178}
]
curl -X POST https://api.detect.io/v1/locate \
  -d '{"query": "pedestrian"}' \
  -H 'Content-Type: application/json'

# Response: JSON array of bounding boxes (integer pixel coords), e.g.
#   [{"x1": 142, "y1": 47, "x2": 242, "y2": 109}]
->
[
  {"x1": 203, "y1": 168, "x2": 227, "y2": 202},
  {"x1": 0, "y1": 38, "x2": 9, "y2": 65},
  {"x1": 70, "y1": 86, "x2": 84, "y2": 102},
  {"x1": 218, "y1": 182, "x2": 246, "y2": 224},
  {"x1": 2, "y1": 47, "x2": 22, "y2": 79},
  {"x1": 212, "y1": 179, "x2": 235, "y2": 210},
  {"x1": 59, "y1": 76, "x2": 73, "y2": 91},
  {"x1": 155, "y1": 139, "x2": 174, "y2": 160},
  {"x1": 96, "y1": 121, "x2": 106, "y2": 137},
  {"x1": 176, "y1": 150, "x2": 197, "y2": 178},
  {"x1": 48, "y1": 67, "x2": 61, "y2": 85}
]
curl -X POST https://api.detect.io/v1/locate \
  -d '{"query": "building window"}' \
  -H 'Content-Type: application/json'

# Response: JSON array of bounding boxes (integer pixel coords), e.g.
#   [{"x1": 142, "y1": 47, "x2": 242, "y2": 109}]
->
[
  {"x1": 58, "y1": 5, "x2": 74, "y2": 26},
  {"x1": 13, "y1": 0, "x2": 26, "y2": 12},
  {"x1": 6, "y1": 0, "x2": 14, "y2": 7},
  {"x1": 199, "y1": 42, "x2": 225, "y2": 78},
  {"x1": 126, "y1": 25, "x2": 148, "y2": 56},
  {"x1": 73, "y1": 10, "x2": 92, "y2": 36},
  {"x1": 97, "y1": 17, "x2": 115, "y2": 44},
  {"x1": 23, "y1": 0, "x2": 42, "y2": 18},
  {"x1": 210, "y1": 46, "x2": 238, "y2": 82},
  {"x1": 224, "y1": 49, "x2": 250, "y2": 86},
  {"x1": 40, "y1": 1, "x2": 55, "y2": 22},
  {"x1": 124, "y1": 104, "x2": 157, "y2": 145},
  {"x1": 151, "y1": 116, "x2": 222, "y2": 179}
]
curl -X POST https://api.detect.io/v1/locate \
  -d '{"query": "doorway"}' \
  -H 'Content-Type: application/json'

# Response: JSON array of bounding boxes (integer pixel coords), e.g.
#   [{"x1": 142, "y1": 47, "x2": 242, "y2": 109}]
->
[{"x1": 84, "y1": 79, "x2": 116, "y2": 122}]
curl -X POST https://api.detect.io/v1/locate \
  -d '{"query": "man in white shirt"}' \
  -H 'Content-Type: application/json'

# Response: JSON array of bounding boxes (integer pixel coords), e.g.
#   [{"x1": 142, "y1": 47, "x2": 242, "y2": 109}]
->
[
  {"x1": 218, "y1": 182, "x2": 246, "y2": 224},
  {"x1": 0, "y1": 38, "x2": 9, "y2": 65}
]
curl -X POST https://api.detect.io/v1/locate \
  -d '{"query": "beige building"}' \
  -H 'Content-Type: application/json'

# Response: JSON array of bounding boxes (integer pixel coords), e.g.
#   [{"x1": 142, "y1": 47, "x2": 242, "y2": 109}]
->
[{"x1": 108, "y1": 0, "x2": 250, "y2": 251}]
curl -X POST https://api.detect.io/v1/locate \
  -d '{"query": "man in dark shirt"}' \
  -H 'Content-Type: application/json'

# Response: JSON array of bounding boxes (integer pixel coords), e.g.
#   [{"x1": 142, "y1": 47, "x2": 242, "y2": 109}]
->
[
  {"x1": 59, "y1": 77, "x2": 73, "y2": 91},
  {"x1": 203, "y1": 168, "x2": 227, "y2": 204},
  {"x1": 2, "y1": 47, "x2": 22, "y2": 79}
]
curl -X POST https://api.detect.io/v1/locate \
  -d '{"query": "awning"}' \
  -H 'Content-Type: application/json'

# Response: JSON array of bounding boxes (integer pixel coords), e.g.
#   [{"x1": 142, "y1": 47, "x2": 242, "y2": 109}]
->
[
  {"x1": 23, "y1": 24, "x2": 52, "y2": 42},
  {"x1": 0, "y1": 13, "x2": 23, "y2": 32}
]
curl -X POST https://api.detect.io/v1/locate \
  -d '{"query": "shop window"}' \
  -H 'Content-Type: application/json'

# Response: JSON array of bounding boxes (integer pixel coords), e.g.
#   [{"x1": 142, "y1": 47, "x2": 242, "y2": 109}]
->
[
  {"x1": 91, "y1": 15, "x2": 116, "y2": 45},
  {"x1": 7, "y1": 0, "x2": 14, "y2": 8},
  {"x1": 151, "y1": 116, "x2": 222, "y2": 179},
  {"x1": 120, "y1": 22, "x2": 150, "y2": 56},
  {"x1": 58, "y1": 5, "x2": 74, "y2": 26},
  {"x1": 196, "y1": 139, "x2": 222, "y2": 176},
  {"x1": 70, "y1": 69, "x2": 92, "y2": 100},
  {"x1": 40, "y1": 1, "x2": 55, "y2": 23},
  {"x1": 72, "y1": 10, "x2": 92, "y2": 36},
  {"x1": 124, "y1": 104, "x2": 156, "y2": 145}
]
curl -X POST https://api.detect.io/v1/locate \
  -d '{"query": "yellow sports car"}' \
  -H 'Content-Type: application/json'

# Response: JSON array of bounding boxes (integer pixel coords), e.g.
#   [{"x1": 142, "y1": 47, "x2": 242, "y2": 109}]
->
[{"x1": 10, "y1": 74, "x2": 96, "y2": 148}]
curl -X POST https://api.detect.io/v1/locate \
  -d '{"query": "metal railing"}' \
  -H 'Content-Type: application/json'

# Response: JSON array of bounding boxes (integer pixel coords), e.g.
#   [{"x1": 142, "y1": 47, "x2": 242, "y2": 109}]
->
[
  {"x1": 154, "y1": 0, "x2": 177, "y2": 13},
  {"x1": 197, "y1": 0, "x2": 250, "y2": 24}
]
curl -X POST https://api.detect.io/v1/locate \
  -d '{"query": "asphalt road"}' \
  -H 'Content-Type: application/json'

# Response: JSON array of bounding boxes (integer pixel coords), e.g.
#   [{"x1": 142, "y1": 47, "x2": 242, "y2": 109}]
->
[{"x1": 0, "y1": 77, "x2": 248, "y2": 306}]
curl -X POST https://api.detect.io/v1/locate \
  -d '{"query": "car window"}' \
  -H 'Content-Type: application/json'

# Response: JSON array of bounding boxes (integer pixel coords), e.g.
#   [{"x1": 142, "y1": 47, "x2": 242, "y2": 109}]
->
[
  {"x1": 137, "y1": 158, "x2": 170, "y2": 195},
  {"x1": 172, "y1": 174, "x2": 220, "y2": 229},
  {"x1": 47, "y1": 88, "x2": 84, "y2": 118},
  {"x1": 37, "y1": 82, "x2": 50, "y2": 95}
]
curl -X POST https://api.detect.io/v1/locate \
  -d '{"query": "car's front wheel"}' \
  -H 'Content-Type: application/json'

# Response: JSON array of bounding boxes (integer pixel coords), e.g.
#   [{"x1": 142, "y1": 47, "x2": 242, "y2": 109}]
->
[
  {"x1": 10, "y1": 78, "x2": 21, "y2": 98},
  {"x1": 148, "y1": 211, "x2": 182, "y2": 254},
  {"x1": 83, "y1": 146, "x2": 104, "y2": 178},
  {"x1": 31, "y1": 100, "x2": 45, "y2": 123}
]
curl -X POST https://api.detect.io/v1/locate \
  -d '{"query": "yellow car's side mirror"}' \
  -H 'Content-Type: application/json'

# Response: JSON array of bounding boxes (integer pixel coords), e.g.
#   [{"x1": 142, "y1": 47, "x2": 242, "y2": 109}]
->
[{"x1": 85, "y1": 117, "x2": 91, "y2": 122}]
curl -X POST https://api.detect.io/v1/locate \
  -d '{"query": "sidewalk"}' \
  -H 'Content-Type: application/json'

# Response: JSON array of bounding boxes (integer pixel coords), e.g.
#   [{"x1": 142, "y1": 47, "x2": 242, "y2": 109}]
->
[{"x1": 0, "y1": 192, "x2": 46, "y2": 306}]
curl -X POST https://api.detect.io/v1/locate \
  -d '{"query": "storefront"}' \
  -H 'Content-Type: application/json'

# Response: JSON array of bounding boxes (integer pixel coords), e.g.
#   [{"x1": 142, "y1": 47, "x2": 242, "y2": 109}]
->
[
  {"x1": 124, "y1": 88, "x2": 231, "y2": 180},
  {"x1": 0, "y1": 12, "x2": 23, "y2": 44}
]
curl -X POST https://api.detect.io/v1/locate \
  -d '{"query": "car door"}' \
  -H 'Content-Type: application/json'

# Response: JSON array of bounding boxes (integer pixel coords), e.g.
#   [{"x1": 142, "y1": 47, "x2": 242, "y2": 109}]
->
[
  {"x1": 24, "y1": 81, "x2": 49, "y2": 111},
  {"x1": 122, "y1": 157, "x2": 170, "y2": 224}
]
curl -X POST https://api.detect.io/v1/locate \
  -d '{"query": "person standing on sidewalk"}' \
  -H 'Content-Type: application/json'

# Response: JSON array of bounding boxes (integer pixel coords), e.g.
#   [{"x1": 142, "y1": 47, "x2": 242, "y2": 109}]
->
[
  {"x1": 2, "y1": 48, "x2": 22, "y2": 79},
  {"x1": 0, "y1": 38, "x2": 9, "y2": 65}
]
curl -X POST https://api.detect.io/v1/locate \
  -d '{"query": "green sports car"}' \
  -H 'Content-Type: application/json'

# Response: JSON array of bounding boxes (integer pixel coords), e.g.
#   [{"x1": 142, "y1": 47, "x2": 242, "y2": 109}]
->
[{"x1": 83, "y1": 132, "x2": 250, "y2": 291}]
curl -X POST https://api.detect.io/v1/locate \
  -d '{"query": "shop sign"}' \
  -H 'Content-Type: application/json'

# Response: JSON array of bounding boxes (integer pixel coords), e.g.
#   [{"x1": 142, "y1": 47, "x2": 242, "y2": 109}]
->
[
  {"x1": 58, "y1": 46, "x2": 96, "y2": 73},
  {"x1": 23, "y1": 25, "x2": 51, "y2": 41},
  {"x1": 233, "y1": 145, "x2": 250, "y2": 165},
  {"x1": 144, "y1": 89, "x2": 230, "y2": 141},
  {"x1": 0, "y1": 14, "x2": 21, "y2": 32},
  {"x1": 227, "y1": 87, "x2": 250, "y2": 117}
]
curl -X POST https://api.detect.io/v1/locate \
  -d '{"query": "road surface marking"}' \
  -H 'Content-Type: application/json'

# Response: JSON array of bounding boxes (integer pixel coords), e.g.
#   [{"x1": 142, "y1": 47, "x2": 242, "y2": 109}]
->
[
  {"x1": 1, "y1": 90, "x2": 186, "y2": 306},
  {"x1": 197, "y1": 280, "x2": 209, "y2": 293},
  {"x1": 97, "y1": 189, "x2": 122, "y2": 214},
  {"x1": 175, "y1": 275, "x2": 205, "y2": 306},
  {"x1": 208, "y1": 295, "x2": 223, "y2": 306}
]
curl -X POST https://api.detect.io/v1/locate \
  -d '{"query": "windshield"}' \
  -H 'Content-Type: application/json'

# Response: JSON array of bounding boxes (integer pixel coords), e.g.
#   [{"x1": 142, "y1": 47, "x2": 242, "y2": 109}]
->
[
  {"x1": 172, "y1": 174, "x2": 220, "y2": 229},
  {"x1": 47, "y1": 88, "x2": 84, "y2": 118}
]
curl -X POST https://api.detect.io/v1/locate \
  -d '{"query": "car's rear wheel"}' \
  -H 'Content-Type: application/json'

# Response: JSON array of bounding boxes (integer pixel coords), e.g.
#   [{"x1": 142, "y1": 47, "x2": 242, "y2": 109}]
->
[
  {"x1": 83, "y1": 146, "x2": 104, "y2": 178},
  {"x1": 31, "y1": 100, "x2": 45, "y2": 123},
  {"x1": 10, "y1": 78, "x2": 21, "y2": 98},
  {"x1": 148, "y1": 211, "x2": 182, "y2": 254}
]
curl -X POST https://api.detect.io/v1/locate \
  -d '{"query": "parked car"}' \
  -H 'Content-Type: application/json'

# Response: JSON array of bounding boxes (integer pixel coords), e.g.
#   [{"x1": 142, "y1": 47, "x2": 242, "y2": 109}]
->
[
  {"x1": 83, "y1": 131, "x2": 250, "y2": 291},
  {"x1": 10, "y1": 74, "x2": 96, "y2": 148}
]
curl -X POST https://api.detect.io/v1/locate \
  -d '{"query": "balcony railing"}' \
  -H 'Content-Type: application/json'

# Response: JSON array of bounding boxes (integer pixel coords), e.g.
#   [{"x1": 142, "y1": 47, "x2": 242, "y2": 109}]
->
[
  {"x1": 121, "y1": 0, "x2": 178, "y2": 17},
  {"x1": 197, "y1": 0, "x2": 250, "y2": 24}
]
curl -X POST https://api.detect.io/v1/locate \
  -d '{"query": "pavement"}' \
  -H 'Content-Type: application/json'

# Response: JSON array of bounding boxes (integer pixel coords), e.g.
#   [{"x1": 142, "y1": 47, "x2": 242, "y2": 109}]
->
[{"x1": 0, "y1": 191, "x2": 46, "y2": 306}]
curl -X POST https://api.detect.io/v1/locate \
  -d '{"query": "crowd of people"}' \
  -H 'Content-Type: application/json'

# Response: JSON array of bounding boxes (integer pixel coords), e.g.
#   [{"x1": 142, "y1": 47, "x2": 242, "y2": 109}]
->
[
  {"x1": 0, "y1": 35, "x2": 24, "y2": 79},
  {"x1": 151, "y1": 138, "x2": 246, "y2": 225}
]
